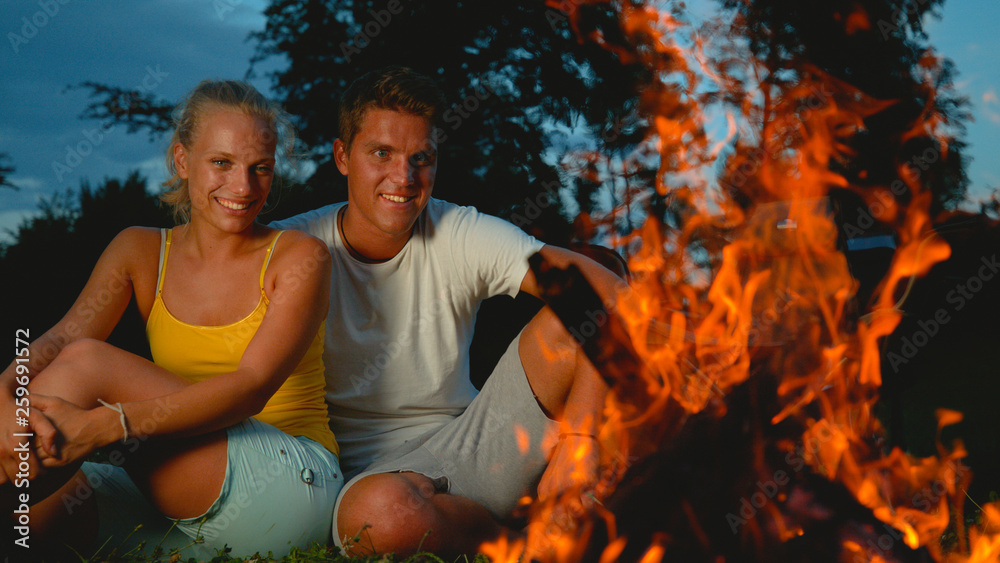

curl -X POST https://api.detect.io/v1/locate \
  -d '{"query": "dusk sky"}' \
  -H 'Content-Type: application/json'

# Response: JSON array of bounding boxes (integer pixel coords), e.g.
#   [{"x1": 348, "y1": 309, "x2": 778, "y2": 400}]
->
[{"x1": 1, "y1": 0, "x2": 997, "y2": 242}]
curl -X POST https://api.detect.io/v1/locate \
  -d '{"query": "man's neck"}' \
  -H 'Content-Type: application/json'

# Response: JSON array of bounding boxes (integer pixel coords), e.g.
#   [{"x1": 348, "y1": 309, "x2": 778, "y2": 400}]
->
[{"x1": 337, "y1": 204, "x2": 412, "y2": 263}]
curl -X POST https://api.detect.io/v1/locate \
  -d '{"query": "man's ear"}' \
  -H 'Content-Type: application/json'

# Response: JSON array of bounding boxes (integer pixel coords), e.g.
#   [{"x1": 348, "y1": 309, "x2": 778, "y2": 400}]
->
[
  {"x1": 333, "y1": 138, "x2": 349, "y2": 176},
  {"x1": 173, "y1": 143, "x2": 189, "y2": 179}
]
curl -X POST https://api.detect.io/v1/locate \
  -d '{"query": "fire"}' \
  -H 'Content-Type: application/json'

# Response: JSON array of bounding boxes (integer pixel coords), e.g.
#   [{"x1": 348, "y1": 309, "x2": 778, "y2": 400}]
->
[{"x1": 482, "y1": 1, "x2": 999, "y2": 562}]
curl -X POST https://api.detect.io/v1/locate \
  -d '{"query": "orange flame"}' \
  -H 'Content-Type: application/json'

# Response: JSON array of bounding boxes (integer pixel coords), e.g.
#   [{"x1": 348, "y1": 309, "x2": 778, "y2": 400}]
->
[{"x1": 481, "y1": 2, "x2": 999, "y2": 561}]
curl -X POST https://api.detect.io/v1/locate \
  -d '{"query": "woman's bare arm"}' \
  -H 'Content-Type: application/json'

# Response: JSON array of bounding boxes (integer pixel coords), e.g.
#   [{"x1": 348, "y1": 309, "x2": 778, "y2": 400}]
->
[
  {"x1": 33, "y1": 232, "x2": 332, "y2": 466},
  {"x1": 0, "y1": 227, "x2": 153, "y2": 483}
]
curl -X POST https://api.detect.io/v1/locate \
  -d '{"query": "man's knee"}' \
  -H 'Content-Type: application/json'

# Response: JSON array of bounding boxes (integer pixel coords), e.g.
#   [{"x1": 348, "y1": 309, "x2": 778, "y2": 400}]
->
[
  {"x1": 337, "y1": 472, "x2": 442, "y2": 555},
  {"x1": 520, "y1": 308, "x2": 579, "y2": 416}
]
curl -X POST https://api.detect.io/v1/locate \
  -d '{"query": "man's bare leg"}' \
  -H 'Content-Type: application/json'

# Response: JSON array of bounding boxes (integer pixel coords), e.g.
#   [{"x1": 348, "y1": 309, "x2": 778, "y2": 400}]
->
[
  {"x1": 337, "y1": 471, "x2": 502, "y2": 558},
  {"x1": 335, "y1": 306, "x2": 602, "y2": 557}
]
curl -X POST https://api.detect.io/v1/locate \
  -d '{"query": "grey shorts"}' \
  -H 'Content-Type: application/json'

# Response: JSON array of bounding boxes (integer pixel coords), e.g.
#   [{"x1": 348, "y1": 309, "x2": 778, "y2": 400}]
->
[
  {"x1": 81, "y1": 417, "x2": 343, "y2": 558},
  {"x1": 332, "y1": 333, "x2": 558, "y2": 546}
]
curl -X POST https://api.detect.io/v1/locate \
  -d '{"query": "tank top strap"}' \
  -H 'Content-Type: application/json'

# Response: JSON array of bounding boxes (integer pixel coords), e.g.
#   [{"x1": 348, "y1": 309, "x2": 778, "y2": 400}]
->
[
  {"x1": 155, "y1": 228, "x2": 172, "y2": 296},
  {"x1": 259, "y1": 230, "x2": 285, "y2": 290}
]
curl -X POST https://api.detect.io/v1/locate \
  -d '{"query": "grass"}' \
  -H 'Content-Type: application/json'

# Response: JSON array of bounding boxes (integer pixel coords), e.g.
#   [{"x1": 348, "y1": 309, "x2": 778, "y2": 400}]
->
[
  {"x1": 71, "y1": 524, "x2": 491, "y2": 563},
  {"x1": 79, "y1": 539, "x2": 487, "y2": 563}
]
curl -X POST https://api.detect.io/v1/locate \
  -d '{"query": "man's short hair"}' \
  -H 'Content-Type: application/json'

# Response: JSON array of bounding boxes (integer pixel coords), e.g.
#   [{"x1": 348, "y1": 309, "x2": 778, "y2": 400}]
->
[{"x1": 339, "y1": 66, "x2": 446, "y2": 150}]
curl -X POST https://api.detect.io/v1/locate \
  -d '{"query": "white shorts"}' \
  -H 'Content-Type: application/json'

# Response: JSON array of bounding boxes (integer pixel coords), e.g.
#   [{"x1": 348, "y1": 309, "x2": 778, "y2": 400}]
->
[
  {"x1": 332, "y1": 334, "x2": 558, "y2": 546},
  {"x1": 81, "y1": 417, "x2": 342, "y2": 558}
]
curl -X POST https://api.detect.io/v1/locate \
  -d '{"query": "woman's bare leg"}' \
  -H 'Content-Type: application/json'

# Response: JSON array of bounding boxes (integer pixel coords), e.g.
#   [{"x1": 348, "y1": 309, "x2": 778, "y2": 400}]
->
[
  {"x1": 25, "y1": 470, "x2": 98, "y2": 559},
  {"x1": 24, "y1": 339, "x2": 228, "y2": 545}
]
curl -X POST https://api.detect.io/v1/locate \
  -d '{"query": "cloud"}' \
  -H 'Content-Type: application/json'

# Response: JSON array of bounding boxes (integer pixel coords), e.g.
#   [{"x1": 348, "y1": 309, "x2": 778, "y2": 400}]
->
[
  {"x1": 0, "y1": 209, "x2": 40, "y2": 243},
  {"x1": 7, "y1": 176, "x2": 45, "y2": 192},
  {"x1": 0, "y1": 0, "x2": 270, "y2": 223},
  {"x1": 984, "y1": 88, "x2": 999, "y2": 105}
]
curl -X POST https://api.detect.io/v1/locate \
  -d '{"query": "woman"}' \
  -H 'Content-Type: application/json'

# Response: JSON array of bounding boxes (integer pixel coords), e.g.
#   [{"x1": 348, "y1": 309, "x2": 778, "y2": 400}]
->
[{"x1": 0, "y1": 80, "x2": 341, "y2": 558}]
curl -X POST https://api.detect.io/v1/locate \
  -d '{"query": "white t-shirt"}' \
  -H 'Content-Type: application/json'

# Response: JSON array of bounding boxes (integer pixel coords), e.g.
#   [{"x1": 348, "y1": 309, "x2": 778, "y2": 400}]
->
[{"x1": 272, "y1": 199, "x2": 544, "y2": 476}]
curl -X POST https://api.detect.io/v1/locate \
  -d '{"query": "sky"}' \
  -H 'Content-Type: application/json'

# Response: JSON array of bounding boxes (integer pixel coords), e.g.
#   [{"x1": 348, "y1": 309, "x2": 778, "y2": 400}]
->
[
  {"x1": 0, "y1": 0, "x2": 278, "y2": 240},
  {"x1": 0, "y1": 0, "x2": 997, "y2": 243}
]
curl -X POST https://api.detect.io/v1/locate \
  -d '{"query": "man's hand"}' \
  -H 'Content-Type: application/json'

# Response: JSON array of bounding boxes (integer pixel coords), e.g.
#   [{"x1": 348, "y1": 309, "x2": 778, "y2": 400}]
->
[
  {"x1": 537, "y1": 433, "x2": 601, "y2": 512},
  {"x1": 32, "y1": 394, "x2": 116, "y2": 468}
]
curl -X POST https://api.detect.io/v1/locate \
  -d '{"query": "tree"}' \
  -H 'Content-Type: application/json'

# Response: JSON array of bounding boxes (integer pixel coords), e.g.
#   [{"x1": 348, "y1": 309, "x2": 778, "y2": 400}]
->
[
  {"x1": 77, "y1": 1, "x2": 649, "y2": 241},
  {"x1": 717, "y1": 0, "x2": 971, "y2": 216},
  {"x1": 0, "y1": 172, "x2": 172, "y2": 368},
  {"x1": 71, "y1": 82, "x2": 174, "y2": 141},
  {"x1": 0, "y1": 152, "x2": 16, "y2": 191}
]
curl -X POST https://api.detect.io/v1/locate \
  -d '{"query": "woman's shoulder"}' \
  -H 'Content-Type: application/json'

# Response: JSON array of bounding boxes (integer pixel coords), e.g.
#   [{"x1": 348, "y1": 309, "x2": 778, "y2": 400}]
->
[
  {"x1": 103, "y1": 226, "x2": 163, "y2": 259},
  {"x1": 115, "y1": 225, "x2": 163, "y2": 242},
  {"x1": 268, "y1": 228, "x2": 332, "y2": 273}
]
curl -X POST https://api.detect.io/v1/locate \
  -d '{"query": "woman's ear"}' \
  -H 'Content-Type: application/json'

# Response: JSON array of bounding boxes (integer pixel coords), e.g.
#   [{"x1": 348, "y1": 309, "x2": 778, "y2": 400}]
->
[{"x1": 173, "y1": 143, "x2": 189, "y2": 179}]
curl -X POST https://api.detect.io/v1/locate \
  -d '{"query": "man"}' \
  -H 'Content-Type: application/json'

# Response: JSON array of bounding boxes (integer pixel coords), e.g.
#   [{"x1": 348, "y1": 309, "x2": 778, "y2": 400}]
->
[{"x1": 273, "y1": 66, "x2": 626, "y2": 557}]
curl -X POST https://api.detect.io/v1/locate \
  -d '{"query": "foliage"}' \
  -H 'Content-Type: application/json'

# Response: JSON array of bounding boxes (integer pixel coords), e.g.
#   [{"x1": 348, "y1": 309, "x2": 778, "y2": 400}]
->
[
  {"x1": 0, "y1": 172, "x2": 172, "y2": 367},
  {"x1": 248, "y1": 1, "x2": 643, "y2": 219},
  {"x1": 0, "y1": 152, "x2": 15, "y2": 191},
  {"x1": 80, "y1": 537, "x2": 491, "y2": 563},
  {"x1": 71, "y1": 1, "x2": 973, "y2": 240},
  {"x1": 75, "y1": 1, "x2": 649, "y2": 242},
  {"x1": 70, "y1": 81, "x2": 175, "y2": 141},
  {"x1": 717, "y1": 0, "x2": 971, "y2": 216}
]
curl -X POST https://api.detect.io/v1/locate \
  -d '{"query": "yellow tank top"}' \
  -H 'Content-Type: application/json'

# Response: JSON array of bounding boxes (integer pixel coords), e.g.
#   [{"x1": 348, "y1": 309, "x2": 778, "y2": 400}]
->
[{"x1": 146, "y1": 228, "x2": 338, "y2": 455}]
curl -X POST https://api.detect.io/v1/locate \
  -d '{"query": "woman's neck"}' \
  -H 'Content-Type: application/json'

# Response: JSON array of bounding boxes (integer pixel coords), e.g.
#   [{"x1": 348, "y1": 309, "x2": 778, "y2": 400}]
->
[{"x1": 174, "y1": 221, "x2": 268, "y2": 260}]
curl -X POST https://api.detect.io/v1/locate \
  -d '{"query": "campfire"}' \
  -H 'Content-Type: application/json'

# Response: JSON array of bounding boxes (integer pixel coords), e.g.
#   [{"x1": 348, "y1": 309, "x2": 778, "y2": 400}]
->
[{"x1": 482, "y1": 2, "x2": 1000, "y2": 562}]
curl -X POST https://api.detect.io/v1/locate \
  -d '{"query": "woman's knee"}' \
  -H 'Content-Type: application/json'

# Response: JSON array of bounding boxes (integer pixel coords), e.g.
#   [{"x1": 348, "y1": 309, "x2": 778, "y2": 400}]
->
[
  {"x1": 47, "y1": 338, "x2": 108, "y2": 373},
  {"x1": 29, "y1": 338, "x2": 116, "y2": 399}
]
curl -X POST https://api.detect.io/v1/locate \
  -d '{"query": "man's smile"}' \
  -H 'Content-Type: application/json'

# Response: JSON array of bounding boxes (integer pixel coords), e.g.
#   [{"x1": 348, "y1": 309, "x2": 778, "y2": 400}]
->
[{"x1": 380, "y1": 194, "x2": 416, "y2": 203}]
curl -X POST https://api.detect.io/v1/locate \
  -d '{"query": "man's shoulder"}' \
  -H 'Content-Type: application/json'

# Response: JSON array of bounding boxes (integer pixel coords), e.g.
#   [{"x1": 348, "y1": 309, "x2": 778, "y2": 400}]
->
[
  {"x1": 421, "y1": 198, "x2": 506, "y2": 232},
  {"x1": 417, "y1": 198, "x2": 541, "y2": 256},
  {"x1": 422, "y1": 198, "x2": 466, "y2": 221},
  {"x1": 269, "y1": 203, "x2": 344, "y2": 240}
]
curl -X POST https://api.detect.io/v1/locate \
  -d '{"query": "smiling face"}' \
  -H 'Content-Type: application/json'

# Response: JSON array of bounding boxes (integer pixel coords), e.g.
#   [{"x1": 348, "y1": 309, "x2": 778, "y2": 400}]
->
[
  {"x1": 333, "y1": 107, "x2": 437, "y2": 260},
  {"x1": 173, "y1": 108, "x2": 277, "y2": 233}
]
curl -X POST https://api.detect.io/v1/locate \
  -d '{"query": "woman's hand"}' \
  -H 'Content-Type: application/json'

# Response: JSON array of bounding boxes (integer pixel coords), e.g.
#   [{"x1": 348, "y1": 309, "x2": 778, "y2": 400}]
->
[
  {"x1": 0, "y1": 389, "x2": 60, "y2": 485},
  {"x1": 32, "y1": 394, "x2": 119, "y2": 468}
]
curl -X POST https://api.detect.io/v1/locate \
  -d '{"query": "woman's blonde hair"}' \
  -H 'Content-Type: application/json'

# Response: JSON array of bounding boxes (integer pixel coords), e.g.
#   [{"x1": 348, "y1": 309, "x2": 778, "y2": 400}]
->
[{"x1": 161, "y1": 80, "x2": 295, "y2": 223}]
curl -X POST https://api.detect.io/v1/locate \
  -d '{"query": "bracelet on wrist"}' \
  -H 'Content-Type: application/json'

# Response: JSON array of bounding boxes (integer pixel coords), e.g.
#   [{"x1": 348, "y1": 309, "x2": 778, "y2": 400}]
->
[
  {"x1": 97, "y1": 398, "x2": 130, "y2": 443},
  {"x1": 559, "y1": 432, "x2": 598, "y2": 440}
]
